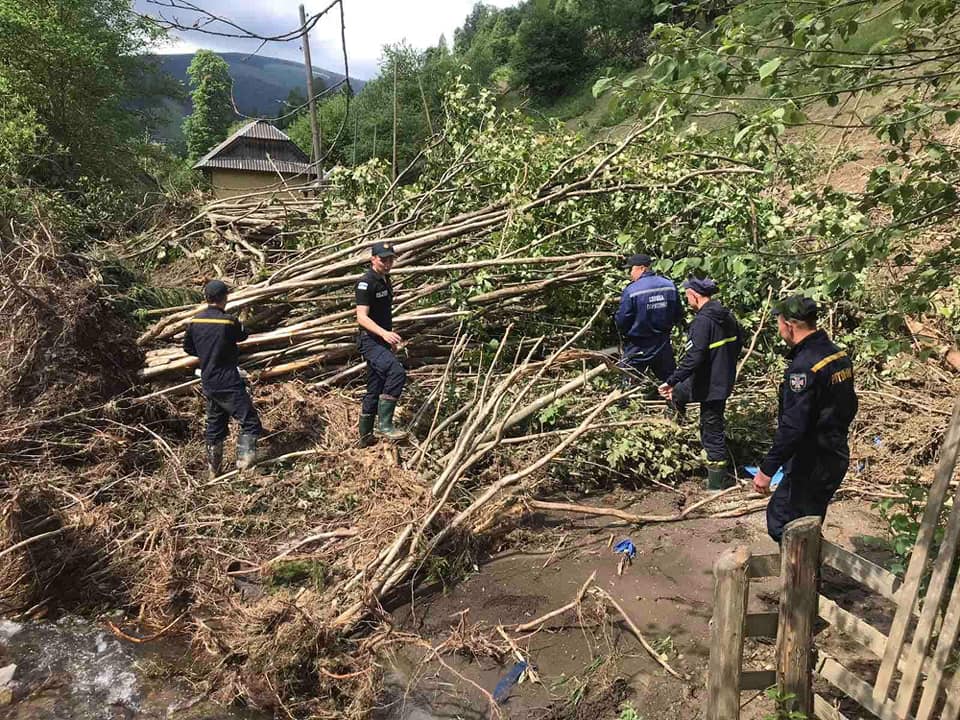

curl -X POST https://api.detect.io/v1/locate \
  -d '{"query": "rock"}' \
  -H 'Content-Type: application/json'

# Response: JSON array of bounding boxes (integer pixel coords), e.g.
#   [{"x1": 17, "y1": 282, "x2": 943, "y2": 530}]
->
[{"x1": 0, "y1": 664, "x2": 15, "y2": 687}]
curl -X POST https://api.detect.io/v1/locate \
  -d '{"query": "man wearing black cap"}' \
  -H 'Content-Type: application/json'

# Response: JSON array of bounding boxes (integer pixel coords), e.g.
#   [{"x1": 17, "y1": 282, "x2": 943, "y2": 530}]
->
[
  {"x1": 355, "y1": 242, "x2": 406, "y2": 445},
  {"x1": 659, "y1": 278, "x2": 743, "y2": 490},
  {"x1": 753, "y1": 296, "x2": 858, "y2": 543},
  {"x1": 183, "y1": 279, "x2": 263, "y2": 477},
  {"x1": 614, "y1": 253, "x2": 683, "y2": 393}
]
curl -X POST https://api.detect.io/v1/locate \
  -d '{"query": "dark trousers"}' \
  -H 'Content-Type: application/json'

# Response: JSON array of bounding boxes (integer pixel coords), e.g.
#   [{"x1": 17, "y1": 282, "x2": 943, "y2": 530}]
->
[
  {"x1": 766, "y1": 459, "x2": 846, "y2": 543},
  {"x1": 359, "y1": 334, "x2": 407, "y2": 415},
  {"x1": 673, "y1": 380, "x2": 727, "y2": 464},
  {"x1": 205, "y1": 386, "x2": 263, "y2": 444},
  {"x1": 620, "y1": 340, "x2": 676, "y2": 383}
]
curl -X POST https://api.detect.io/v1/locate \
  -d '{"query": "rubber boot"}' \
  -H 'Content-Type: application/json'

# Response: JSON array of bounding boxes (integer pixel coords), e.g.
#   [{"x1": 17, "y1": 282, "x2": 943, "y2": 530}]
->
[
  {"x1": 376, "y1": 396, "x2": 407, "y2": 441},
  {"x1": 705, "y1": 464, "x2": 734, "y2": 491},
  {"x1": 205, "y1": 441, "x2": 223, "y2": 479},
  {"x1": 358, "y1": 413, "x2": 376, "y2": 447},
  {"x1": 236, "y1": 433, "x2": 258, "y2": 470}
]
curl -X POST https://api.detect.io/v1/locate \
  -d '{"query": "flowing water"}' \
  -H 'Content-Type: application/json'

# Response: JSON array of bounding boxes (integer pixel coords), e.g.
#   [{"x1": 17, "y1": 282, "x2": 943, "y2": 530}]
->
[{"x1": 0, "y1": 616, "x2": 262, "y2": 720}]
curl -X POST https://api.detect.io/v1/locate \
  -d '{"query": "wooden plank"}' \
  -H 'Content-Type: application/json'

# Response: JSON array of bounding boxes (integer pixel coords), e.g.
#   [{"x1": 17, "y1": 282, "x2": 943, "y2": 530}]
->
[
  {"x1": 820, "y1": 540, "x2": 900, "y2": 602},
  {"x1": 740, "y1": 669, "x2": 777, "y2": 690},
  {"x1": 916, "y1": 556, "x2": 960, "y2": 720},
  {"x1": 818, "y1": 595, "x2": 888, "y2": 658},
  {"x1": 817, "y1": 655, "x2": 901, "y2": 720},
  {"x1": 706, "y1": 546, "x2": 751, "y2": 720},
  {"x1": 874, "y1": 395, "x2": 960, "y2": 703},
  {"x1": 814, "y1": 693, "x2": 851, "y2": 720},
  {"x1": 748, "y1": 552, "x2": 781, "y2": 579},
  {"x1": 777, "y1": 517, "x2": 822, "y2": 716},
  {"x1": 895, "y1": 482, "x2": 960, "y2": 716},
  {"x1": 745, "y1": 612, "x2": 779, "y2": 638},
  {"x1": 943, "y1": 658, "x2": 960, "y2": 720}
]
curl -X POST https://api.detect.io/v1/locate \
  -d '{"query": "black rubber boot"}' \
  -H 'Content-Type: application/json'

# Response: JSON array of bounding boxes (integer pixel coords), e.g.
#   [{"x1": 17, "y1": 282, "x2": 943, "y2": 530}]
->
[
  {"x1": 705, "y1": 464, "x2": 734, "y2": 491},
  {"x1": 236, "y1": 433, "x2": 258, "y2": 470},
  {"x1": 206, "y1": 441, "x2": 224, "y2": 479},
  {"x1": 359, "y1": 413, "x2": 376, "y2": 447},
  {"x1": 376, "y1": 396, "x2": 407, "y2": 441}
]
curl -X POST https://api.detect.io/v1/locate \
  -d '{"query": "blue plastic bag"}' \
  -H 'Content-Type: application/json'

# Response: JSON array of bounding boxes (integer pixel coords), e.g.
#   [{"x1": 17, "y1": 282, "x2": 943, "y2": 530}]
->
[
  {"x1": 613, "y1": 539, "x2": 636, "y2": 559},
  {"x1": 493, "y1": 661, "x2": 528, "y2": 704},
  {"x1": 744, "y1": 466, "x2": 783, "y2": 489}
]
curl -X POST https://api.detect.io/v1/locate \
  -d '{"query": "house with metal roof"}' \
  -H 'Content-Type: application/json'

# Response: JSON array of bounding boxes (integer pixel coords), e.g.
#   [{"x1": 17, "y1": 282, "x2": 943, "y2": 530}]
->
[{"x1": 193, "y1": 120, "x2": 318, "y2": 200}]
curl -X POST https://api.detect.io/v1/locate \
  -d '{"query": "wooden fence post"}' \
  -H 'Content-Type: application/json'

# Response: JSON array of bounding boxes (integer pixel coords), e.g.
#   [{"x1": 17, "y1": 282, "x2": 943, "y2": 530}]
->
[
  {"x1": 706, "y1": 545, "x2": 751, "y2": 720},
  {"x1": 777, "y1": 516, "x2": 822, "y2": 716}
]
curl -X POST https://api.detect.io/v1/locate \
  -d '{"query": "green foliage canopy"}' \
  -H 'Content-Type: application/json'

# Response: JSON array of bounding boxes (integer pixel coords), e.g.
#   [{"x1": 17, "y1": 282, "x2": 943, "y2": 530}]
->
[{"x1": 183, "y1": 50, "x2": 235, "y2": 161}]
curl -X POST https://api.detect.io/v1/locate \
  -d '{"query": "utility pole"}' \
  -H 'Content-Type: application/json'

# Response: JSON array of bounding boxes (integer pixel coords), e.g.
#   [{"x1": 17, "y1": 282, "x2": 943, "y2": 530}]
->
[
  {"x1": 299, "y1": 4, "x2": 322, "y2": 176},
  {"x1": 392, "y1": 59, "x2": 398, "y2": 180},
  {"x1": 352, "y1": 110, "x2": 359, "y2": 166}
]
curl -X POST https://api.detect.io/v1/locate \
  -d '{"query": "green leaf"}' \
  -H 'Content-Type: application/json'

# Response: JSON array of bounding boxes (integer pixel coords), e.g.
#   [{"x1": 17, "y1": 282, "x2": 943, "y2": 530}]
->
[
  {"x1": 946, "y1": 110, "x2": 960, "y2": 125},
  {"x1": 654, "y1": 2, "x2": 672, "y2": 16},
  {"x1": 758, "y1": 57, "x2": 782, "y2": 80},
  {"x1": 592, "y1": 77, "x2": 613, "y2": 98}
]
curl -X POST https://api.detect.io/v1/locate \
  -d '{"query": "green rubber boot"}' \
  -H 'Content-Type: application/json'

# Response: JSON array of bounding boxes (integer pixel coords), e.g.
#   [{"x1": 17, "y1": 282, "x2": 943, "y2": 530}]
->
[
  {"x1": 705, "y1": 463, "x2": 734, "y2": 491},
  {"x1": 205, "y1": 441, "x2": 224, "y2": 479},
  {"x1": 358, "y1": 413, "x2": 376, "y2": 447},
  {"x1": 236, "y1": 433, "x2": 258, "y2": 470},
  {"x1": 376, "y1": 396, "x2": 407, "y2": 441}
]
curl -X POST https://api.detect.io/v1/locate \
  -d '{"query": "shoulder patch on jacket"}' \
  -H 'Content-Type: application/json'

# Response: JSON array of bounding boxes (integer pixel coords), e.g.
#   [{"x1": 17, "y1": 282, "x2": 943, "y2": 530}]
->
[
  {"x1": 789, "y1": 373, "x2": 808, "y2": 392},
  {"x1": 357, "y1": 281, "x2": 368, "y2": 290}
]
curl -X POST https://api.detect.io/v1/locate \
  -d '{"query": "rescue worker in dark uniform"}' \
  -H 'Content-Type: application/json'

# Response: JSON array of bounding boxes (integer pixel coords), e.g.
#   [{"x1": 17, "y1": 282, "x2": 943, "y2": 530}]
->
[
  {"x1": 614, "y1": 253, "x2": 683, "y2": 394},
  {"x1": 356, "y1": 242, "x2": 407, "y2": 445},
  {"x1": 183, "y1": 279, "x2": 263, "y2": 477},
  {"x1": 752, "y1": 296, "x2": 858, "y2": 543},
  {"x1": 659, "y1": 278, "x2": 743, "y2": 490}
]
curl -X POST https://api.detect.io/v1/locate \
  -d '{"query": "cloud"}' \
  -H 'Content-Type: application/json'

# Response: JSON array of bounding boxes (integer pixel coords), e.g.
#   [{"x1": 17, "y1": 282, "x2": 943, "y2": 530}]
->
[{"x1": 137, "y1": 0, "x2": 519, "y2": 80}]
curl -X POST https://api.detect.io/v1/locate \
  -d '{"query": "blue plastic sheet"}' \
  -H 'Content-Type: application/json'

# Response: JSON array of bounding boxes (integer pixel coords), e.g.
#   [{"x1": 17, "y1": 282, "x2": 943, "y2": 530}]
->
[
  {"x1": 744, "y1": 465, "x2": 783, "y2": 489},
  {"x1": 493, "y1": 661, "x2": 528, "y2": 704},
  {"x1": 613, "y1": 539, "x2": 636, "y2": 559}
]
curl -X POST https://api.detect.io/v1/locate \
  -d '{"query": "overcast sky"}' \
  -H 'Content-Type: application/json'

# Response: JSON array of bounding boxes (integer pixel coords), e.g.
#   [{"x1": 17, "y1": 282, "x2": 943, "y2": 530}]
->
[{"x1": 137, "y1": 0, "x2": 519, "y2": 80}]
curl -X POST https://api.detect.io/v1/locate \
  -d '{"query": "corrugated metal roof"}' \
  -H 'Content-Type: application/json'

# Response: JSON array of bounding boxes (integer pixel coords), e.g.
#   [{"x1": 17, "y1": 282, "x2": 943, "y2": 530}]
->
[
  {"x1": 201, "y1": 157, "x2": 317, "y2": 176},
  {"x1": 193, "y1": 120, "x2": 316, "y2": 176}
]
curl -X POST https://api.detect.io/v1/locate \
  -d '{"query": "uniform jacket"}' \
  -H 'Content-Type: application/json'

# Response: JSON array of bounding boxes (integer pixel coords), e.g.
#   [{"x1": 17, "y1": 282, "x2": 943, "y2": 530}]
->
[
  {"x1": 355, "y1": 268, "x2": 393, "y2": 343},
  {"x1": 666, "y1": 299, "x2": 742, "y2": 402},
  {"x1": 760, "y1": 329, "x2": 858, "y2": 477},
  {"x1": 183, "y1": 306, "x2": 249, "y2": 392},
  {"x1": 614, "y1": 272, "x2": 683, "y2": 350}
]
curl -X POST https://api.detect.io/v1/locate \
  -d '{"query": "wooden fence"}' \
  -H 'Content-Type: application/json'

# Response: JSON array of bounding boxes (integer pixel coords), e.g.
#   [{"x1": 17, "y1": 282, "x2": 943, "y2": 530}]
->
[{"x1": 707, "y1": 395, "x2": 960, "y2": 720}]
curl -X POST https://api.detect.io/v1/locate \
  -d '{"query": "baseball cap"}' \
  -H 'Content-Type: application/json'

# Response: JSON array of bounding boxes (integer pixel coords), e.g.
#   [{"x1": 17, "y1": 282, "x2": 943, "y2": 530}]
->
[
  {"x1": 623, "y1": 253, "x2": 653, "y2": 268},
  {"x1": 371, "y1": 241, "x2": 398, "y2": 258},
  {"x1": 682, "y1": 277, "x2": 719, "y2": 296},
  {"x1": 203, "y1": 279, "x2": 229, "y2": 301},
  {"x1": 774, "y1": 295, "x2": 818, "y2": 323}
]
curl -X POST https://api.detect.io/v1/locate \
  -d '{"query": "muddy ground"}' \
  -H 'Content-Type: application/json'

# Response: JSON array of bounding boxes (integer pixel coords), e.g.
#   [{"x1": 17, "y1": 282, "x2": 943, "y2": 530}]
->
[{"x1": 379, "y1": 483, "x2": 889, "y2": 720}]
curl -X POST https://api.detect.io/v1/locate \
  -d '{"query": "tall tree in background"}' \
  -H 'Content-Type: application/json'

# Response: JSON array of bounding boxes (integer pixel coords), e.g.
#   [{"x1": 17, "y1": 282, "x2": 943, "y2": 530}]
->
[
  {"x1": 183, "y1": 51, "x2": 234, "y2": 161},
  {"x1": 510, "y1": 5, "x2": 588, "y2": 98},
  {"x1": 0, "y1": 0, "x2": 171, "y2": 185}
]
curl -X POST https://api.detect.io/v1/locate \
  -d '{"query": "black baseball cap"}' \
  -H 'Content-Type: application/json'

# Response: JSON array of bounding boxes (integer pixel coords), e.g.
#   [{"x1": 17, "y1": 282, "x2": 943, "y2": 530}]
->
[
  {"x1": 623, "y1": 253, "x2": 653, "y2": 268},
  {"x1": 203, "y1": 279, "x2": 229, "y2": 301},
  {"x1": 774, "y1": 295, "x2": 818, "y2": 323},
  {"x1": 371, "y1": 241, "x2": 398, "y2": 258},
  {"x1": 682, "y1": 277, "x2": 719, "y2": 296}
]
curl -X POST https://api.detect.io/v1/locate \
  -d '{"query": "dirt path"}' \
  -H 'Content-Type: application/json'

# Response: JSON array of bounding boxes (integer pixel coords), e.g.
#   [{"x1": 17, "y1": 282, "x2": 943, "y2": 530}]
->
[{"x1": 382, "y1": 484, "x2": 888, "y2": 719}]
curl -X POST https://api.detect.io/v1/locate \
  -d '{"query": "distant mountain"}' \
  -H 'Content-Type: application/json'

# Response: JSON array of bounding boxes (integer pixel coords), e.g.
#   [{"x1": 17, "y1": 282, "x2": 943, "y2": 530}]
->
[{"x1": 149, "y1": 52, "x2": 366, "y2": 147}]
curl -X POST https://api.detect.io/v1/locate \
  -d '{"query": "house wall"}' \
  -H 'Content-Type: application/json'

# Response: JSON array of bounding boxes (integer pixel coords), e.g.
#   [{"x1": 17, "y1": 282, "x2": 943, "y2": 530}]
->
[{"x1": 208, "y1": 169, "x2": 314, "y2": 200}]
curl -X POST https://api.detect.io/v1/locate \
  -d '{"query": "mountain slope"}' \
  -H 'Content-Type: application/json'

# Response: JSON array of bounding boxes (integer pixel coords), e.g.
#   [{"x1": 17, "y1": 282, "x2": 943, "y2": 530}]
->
[{"x1": 151, "y1": 52, "x2": 366, "y2": 146}]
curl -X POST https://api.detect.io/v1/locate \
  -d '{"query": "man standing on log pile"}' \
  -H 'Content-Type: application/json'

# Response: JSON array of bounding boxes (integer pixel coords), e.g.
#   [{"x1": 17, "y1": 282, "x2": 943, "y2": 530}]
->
[
  {"x1": 356, "y1": 242, "x2": 407, "y2": 446},
  {"x1": 614, "y1": 252, "x2": 683, "y2": 398},
  {"x1": 183, "y1": 280, "x2": 263, "y2": 478},
  {"x1": 752, "y1": 296, "x2": 858, "y2": 543},
  {"x1": 658, "y1": 278, "x2": 743, "y2": 491}
]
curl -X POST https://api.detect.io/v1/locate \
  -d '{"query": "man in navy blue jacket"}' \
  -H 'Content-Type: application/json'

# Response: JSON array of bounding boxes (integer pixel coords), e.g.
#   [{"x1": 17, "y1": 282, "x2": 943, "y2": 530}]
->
[
  {"x1": 183, "y1": 280, "x2": 263, "y2": 477},
  {"x1": 614, "y1": 253, "x2": 683, "y2": 394},
  {"x1": 752, "y1": 296, "x2": 858, "y2": 542},
  {"x1": 659, "y1": 278, "x2": 743, "y2": 490}
]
